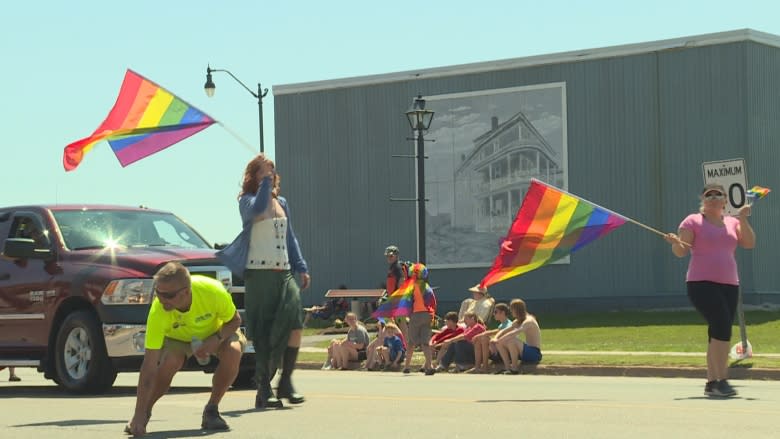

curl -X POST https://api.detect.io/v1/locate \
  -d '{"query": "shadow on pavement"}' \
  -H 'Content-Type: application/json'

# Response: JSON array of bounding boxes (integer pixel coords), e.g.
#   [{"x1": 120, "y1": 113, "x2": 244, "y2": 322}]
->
[
  {"x1": 476, "y1": 398, "x2": 596, "y2": 403},
  {"x1": 139, "y1": 428, "x2": 222, "y2": 438},
  {"x1": 0, "y1": 385, "x2": 212, "y2": 399},
  {"x1": 12, "y1": 419, "x2": 127, "y2": 428},
  {"x1": 673, "y1": 396, "x2": 758, "y2": 401}
]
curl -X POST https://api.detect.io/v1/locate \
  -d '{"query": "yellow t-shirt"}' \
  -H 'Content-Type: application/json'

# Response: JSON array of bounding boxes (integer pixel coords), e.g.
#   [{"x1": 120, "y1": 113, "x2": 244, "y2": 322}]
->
[{"x1": 144, "y1": 275, "x2": 237, "y2": 350}]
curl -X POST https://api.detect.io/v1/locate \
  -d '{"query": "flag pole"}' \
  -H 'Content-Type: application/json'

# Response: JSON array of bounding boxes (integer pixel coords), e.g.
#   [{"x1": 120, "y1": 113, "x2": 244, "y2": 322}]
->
[
  {"x1": 530, "y1": 178, "x2": 688, "y2": 246},
  {"x1": 218, "y1": 122, "x2": 260, "y2": 155}
]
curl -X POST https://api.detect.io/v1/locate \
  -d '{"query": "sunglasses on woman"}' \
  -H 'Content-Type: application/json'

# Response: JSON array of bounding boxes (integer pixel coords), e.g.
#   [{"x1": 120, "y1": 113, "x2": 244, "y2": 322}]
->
[{"x1": 704, "y1": 191, "x2": 725, "y2": 200}]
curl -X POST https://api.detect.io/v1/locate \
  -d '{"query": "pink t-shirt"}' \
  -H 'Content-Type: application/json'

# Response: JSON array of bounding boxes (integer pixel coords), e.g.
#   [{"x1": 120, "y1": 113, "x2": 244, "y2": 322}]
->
[{"x1": 679, "y1": 213, "x2": 740, "y2": 285}]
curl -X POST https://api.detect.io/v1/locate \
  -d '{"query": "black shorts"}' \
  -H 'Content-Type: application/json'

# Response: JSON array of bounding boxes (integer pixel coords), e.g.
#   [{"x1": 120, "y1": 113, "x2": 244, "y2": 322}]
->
[{"x1": 687, "y1": 281, "x2": 739, "y2": 342}]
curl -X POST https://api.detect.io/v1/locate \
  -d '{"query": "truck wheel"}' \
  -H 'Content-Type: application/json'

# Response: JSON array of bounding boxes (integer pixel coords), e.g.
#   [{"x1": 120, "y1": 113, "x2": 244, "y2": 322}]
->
[
  {"x1": 232, "y1": 368, "x2": 256, "y2": 389},
  {"x1": 54, "y1": 310, "x2": 117, "y2": 393}
]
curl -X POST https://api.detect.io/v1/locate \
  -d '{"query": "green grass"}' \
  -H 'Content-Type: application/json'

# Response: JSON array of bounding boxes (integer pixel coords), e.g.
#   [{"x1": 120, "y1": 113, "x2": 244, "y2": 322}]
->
[
  {"x1": 539, "y1": 310, "x2": 780, "y2": 353},
  {"x1": 301, "y1": 310, "x2": 780, "y2": 368}
]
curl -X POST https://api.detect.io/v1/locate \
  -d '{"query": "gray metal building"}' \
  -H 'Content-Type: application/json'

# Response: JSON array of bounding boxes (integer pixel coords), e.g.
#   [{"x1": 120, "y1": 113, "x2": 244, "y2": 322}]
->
[{"x1": 273, "y1": 29, "x2": 780, "y2": 313}]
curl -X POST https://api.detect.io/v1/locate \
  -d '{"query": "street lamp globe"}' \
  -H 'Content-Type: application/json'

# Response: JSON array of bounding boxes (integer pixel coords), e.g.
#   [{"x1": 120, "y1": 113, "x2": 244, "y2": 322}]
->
[
  {"x1": 405, "y1": 95, "x2": 435, "y2": 131},
  {"x1": 204, "y1": 67, "x2": 216, "y2": 97}
]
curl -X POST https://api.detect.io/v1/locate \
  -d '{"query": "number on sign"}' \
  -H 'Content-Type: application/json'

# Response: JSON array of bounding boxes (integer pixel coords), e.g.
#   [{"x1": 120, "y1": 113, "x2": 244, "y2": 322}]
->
[{"x1": 728, "y1": 183, "x2": 745, "y2": 210}]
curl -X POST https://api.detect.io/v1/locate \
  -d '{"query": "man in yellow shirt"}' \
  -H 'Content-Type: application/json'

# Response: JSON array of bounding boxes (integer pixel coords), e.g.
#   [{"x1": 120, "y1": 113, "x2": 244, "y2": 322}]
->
[{"x1": 126, "y1": 262, "x2": 245, "y2": 436}]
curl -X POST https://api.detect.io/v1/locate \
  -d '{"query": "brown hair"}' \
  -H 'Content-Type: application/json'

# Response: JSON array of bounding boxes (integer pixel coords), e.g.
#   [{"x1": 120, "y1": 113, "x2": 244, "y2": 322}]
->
[
  {"x1": 509, "y1": 299, "x2": 527, "y2": 324},
  {"x1": 154, "y1": 261, "x2": 191, "y2": 286},
  {"x1": 384, "y1": 322, "x2": 400, "y2": 335},
  {"x1": 463, "y1": 311, "x2": 484, "y2": 326},
  {"x1": 444, "y1": 311, "x2": 459, "y2": 323},
  {"x1": 239, "y1": 154, "x2": 280, "y2": 199},
  {"x1": 494, "y1": 303, "x2": 510, "y2": 317}
]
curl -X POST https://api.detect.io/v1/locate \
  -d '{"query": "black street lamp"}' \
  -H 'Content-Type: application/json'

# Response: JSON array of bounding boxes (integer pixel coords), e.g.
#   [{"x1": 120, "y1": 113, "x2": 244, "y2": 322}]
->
[
  {"x1": 405, "y1": 95, "x2": 435, "y2": 263},
  {"x1": 204, "y1": 65, "x2": 269, "y2": 153}
]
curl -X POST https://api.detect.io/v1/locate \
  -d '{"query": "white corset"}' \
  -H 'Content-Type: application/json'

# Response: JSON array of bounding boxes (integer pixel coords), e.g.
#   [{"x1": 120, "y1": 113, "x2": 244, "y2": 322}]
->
[{"x1": 246, "y1": 217, "x2": 290, "y2": 270}]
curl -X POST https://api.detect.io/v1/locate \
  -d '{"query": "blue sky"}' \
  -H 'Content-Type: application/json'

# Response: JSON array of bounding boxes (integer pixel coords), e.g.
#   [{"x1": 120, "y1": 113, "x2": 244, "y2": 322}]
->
[{"x1": 2, "y1": 0, "x2": 778, "y2": 244}]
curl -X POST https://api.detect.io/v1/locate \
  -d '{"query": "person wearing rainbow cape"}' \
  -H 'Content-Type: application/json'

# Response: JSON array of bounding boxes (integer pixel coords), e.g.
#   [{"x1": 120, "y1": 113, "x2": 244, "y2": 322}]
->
[{"x1": 374, "y1": 263, "x2": 437, "y2": 375}]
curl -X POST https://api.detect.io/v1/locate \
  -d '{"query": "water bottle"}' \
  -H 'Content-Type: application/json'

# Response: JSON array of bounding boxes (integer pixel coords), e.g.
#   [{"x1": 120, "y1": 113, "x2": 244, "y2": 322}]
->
[{"x1": 191, "y1": 336, "x2": 210, "y2": 366}]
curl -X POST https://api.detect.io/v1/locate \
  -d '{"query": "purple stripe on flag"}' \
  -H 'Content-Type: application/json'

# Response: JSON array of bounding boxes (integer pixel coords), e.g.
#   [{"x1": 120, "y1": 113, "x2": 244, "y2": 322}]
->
[{"x1": 112, "y1": 124, "x2": 211, "y2": 167}]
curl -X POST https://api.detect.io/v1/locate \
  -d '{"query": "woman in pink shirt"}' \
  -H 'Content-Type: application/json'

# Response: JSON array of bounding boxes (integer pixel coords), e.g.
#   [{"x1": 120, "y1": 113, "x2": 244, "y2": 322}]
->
[{"x1": 665, "y1": 183, "x2": 755, "y2": 398}]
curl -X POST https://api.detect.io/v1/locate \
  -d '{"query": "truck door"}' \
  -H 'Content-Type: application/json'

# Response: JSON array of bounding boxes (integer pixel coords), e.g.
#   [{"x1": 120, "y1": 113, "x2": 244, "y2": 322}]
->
[{"x1": 0, "y1": 212, "x2": 57, "y2": 351}]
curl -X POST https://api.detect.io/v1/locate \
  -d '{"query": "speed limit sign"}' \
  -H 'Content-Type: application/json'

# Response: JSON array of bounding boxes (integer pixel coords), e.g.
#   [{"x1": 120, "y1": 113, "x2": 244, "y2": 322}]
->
[{"x1": 702, "y1": 158, "x2": 748, "y2": 216}]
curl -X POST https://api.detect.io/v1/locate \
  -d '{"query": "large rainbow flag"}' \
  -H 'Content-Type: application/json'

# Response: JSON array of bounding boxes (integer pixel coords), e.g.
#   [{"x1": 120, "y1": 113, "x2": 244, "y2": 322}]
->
[
  {"x1": 480, "y1": 179, "x2": 627, "y2": 288},
  {"x1": 63, "y1": 69, "x2": 216, "y2": 171}
]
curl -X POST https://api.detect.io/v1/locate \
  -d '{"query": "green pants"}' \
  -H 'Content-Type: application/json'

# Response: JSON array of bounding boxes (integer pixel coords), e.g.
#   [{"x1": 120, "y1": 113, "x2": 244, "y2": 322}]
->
[{"x1": 244, "y1": 269, "x2": 303, "y2": 379}]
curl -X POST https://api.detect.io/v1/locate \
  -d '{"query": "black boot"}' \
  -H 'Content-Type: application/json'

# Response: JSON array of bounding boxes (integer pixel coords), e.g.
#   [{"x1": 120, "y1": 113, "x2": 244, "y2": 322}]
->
[
  {"x1": 255, "y1": 375, "x2": 283, "y2": 409},
  {"x1": 276, "y1": 346, "x2": 305, "y2": 404}
]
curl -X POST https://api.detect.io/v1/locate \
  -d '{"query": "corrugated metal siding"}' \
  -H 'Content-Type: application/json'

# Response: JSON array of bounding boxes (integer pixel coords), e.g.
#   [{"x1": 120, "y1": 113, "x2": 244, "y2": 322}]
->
[
  {"x1": 746, "y1": 42, "x2": 780, "y2": 299},
  {"x1": 276, "y1": 40, "x2": 780, "y2": 311}
]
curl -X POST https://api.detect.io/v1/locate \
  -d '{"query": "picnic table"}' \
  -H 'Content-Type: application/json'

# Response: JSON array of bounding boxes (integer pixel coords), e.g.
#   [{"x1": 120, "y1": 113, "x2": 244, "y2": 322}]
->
[{"x1": 324, "y1": 289, "x2": 385, "y2": 320}]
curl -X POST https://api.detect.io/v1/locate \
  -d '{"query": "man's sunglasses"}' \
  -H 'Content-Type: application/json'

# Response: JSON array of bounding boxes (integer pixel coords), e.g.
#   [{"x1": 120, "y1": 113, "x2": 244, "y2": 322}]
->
[{"x1": 154, "y1": 285, "x2": 188, "y2": 300}]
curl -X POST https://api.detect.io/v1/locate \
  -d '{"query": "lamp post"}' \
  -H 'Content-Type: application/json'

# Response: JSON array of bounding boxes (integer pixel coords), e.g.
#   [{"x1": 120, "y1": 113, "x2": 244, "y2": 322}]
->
[
  {"x1": 204, "y1": 65, "x2": 268, "y2": 153},
  {"x1": 405, "y1": 95, "x2": 435, "y2": 263}
]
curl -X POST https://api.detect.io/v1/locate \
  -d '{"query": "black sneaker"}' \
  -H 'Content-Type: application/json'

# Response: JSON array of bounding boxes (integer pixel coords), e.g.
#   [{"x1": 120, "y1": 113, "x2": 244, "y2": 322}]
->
[
  {"x1": 704, "y1": 380, "x2": 716, "y2": 396},
  {"x1": 201, "y1": 405, "x2": 229, "y2": 430},
  {"x1": 711, "y1": 379, "x2": 737, "y2": 397}
]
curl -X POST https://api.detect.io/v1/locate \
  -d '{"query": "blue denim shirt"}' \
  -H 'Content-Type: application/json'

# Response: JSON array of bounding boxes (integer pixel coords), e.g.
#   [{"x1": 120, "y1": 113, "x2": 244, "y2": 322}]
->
[{"x1": 216, "y1": 176, "x2": 308, "y2": 276}]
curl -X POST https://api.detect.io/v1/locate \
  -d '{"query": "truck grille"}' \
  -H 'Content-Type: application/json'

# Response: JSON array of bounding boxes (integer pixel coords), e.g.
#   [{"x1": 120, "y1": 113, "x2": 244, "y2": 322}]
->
[{"x1": 187, "y1": 265, "x2": 244, "y2": 309}]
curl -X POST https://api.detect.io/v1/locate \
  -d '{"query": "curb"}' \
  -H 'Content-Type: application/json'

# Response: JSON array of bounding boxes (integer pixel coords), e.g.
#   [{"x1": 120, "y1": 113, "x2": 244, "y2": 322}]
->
[{"x1": 295, "y1": 362, "x2": 780, "y2": 380}]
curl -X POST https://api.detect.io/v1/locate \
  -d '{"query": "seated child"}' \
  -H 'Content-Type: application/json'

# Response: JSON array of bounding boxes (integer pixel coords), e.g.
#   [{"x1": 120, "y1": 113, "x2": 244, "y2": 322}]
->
[
  {"x1": 377, "y1": 323, "x2": 406, "y2": 370},
  {"x1": 429, "y1": 311, "x2": 464, "y2": 364},
  {"x1": 471, "y1": 303, "x2": 512, "y2": 373},
  {"x1": 365, "y1": 320, "x2": 388, "y2": 371}
]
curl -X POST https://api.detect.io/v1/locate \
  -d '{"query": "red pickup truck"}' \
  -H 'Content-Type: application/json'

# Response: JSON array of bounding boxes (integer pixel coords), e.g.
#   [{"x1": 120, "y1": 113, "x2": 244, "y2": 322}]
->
[{"x1": 0, "y1": 205, "x2": 253, "y2": 393}]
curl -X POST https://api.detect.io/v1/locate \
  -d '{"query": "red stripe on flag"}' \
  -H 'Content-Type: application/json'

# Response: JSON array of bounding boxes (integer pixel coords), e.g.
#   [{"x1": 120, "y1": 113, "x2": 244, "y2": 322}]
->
[{"x1": 509, "y1": 183, "x2": 561, "y2": 267}]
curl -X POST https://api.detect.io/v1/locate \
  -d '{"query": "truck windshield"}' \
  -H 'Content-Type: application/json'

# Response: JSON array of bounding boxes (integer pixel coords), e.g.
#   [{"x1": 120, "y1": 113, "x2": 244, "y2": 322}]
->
[{"x1": 52, "y1": 209, "x2": 212, "y2": 250}]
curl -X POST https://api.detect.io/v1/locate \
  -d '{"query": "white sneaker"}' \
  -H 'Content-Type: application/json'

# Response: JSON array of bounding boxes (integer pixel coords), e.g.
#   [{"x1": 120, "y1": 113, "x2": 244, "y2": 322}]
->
[{"x1": 321, "y1": 361, "x2": 332, "y2": 370}]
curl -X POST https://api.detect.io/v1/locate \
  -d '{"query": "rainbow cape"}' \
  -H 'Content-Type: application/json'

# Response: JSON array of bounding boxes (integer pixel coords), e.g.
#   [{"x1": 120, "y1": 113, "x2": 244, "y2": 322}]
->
[
  {"x1": 372, "y1": 263, "x2": 432, "y2": 318},
  {"x1": 63, "y1": 69, "x2": 216, "y2": 171},
  {"x1": 373, "y1": 277, "x2": 415, "y2": 318},
  {"x1": 480, "y1": 179, "x2": 627, "y2": 288}
]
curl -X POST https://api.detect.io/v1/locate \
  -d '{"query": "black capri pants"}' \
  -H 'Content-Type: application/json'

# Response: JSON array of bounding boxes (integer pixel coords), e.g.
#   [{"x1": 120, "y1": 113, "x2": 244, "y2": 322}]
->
[{"x1": 686, "y1": 281, "x2": 739, "y2": 342}]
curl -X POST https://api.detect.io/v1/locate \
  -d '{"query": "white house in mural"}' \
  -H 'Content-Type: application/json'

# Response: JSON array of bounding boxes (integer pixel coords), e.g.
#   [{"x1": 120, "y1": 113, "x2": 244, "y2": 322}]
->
[{"x1": 453, "y1": 111, "x2": 563, "y2": 233}]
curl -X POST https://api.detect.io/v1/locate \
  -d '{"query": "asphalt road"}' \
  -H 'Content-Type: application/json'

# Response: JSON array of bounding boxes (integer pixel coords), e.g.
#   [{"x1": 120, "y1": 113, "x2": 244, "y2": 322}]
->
[{"x1": 1, "y1": 367, "x2": 778, "y2": 439}]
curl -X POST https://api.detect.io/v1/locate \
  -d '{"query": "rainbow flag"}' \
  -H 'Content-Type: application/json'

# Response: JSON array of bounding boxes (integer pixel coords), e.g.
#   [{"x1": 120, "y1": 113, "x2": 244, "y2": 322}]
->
[
  {"x1": 747, "y1": 185, "x2": 771, "y2": 200},
  {"x1": 63, "y1": 69, "x2": 216, "y2": 171},
  {"x1": 373, "y1": 277, "x2": 416, "y2": 318},
  {"x1": 480, "y1": 179, "x2": 627, "y2": 288}
]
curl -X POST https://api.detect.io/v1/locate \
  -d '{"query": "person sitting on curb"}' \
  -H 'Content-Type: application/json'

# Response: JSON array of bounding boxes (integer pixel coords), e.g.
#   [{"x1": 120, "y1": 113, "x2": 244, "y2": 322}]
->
[
  {"x1": 434, "y1": 311, "x2": 486, "y2": 373},
  {"x1": 364, "y1": 320, "x2": 388, "y2": 371},
  {"x1": 491, "y1": 298, "x2": 542, "y2": 374},
  {"x1": 429, "y1": 311, "x2": 464, "y2": 366},
  {"x1": 323, "y1": 312, "x2": 370, "y2": 370},
  {"x1": 470, "y1": 303, "x2": 512, "y2": 373},
  {"x1": 376, "y1": 322, "x2": 406, "y2": 370}
]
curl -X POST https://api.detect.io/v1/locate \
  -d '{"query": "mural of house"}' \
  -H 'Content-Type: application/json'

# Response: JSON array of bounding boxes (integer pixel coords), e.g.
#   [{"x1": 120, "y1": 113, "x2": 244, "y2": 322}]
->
[{"x1": 454, "y1": 112, "x2": 563, "y2": 233}]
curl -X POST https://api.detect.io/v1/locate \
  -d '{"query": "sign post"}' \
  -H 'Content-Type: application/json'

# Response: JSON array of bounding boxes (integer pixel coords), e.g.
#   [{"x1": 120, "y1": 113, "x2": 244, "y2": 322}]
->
[{"x1": 702, "y1": 158, "x2": 751, "y2": 361}]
